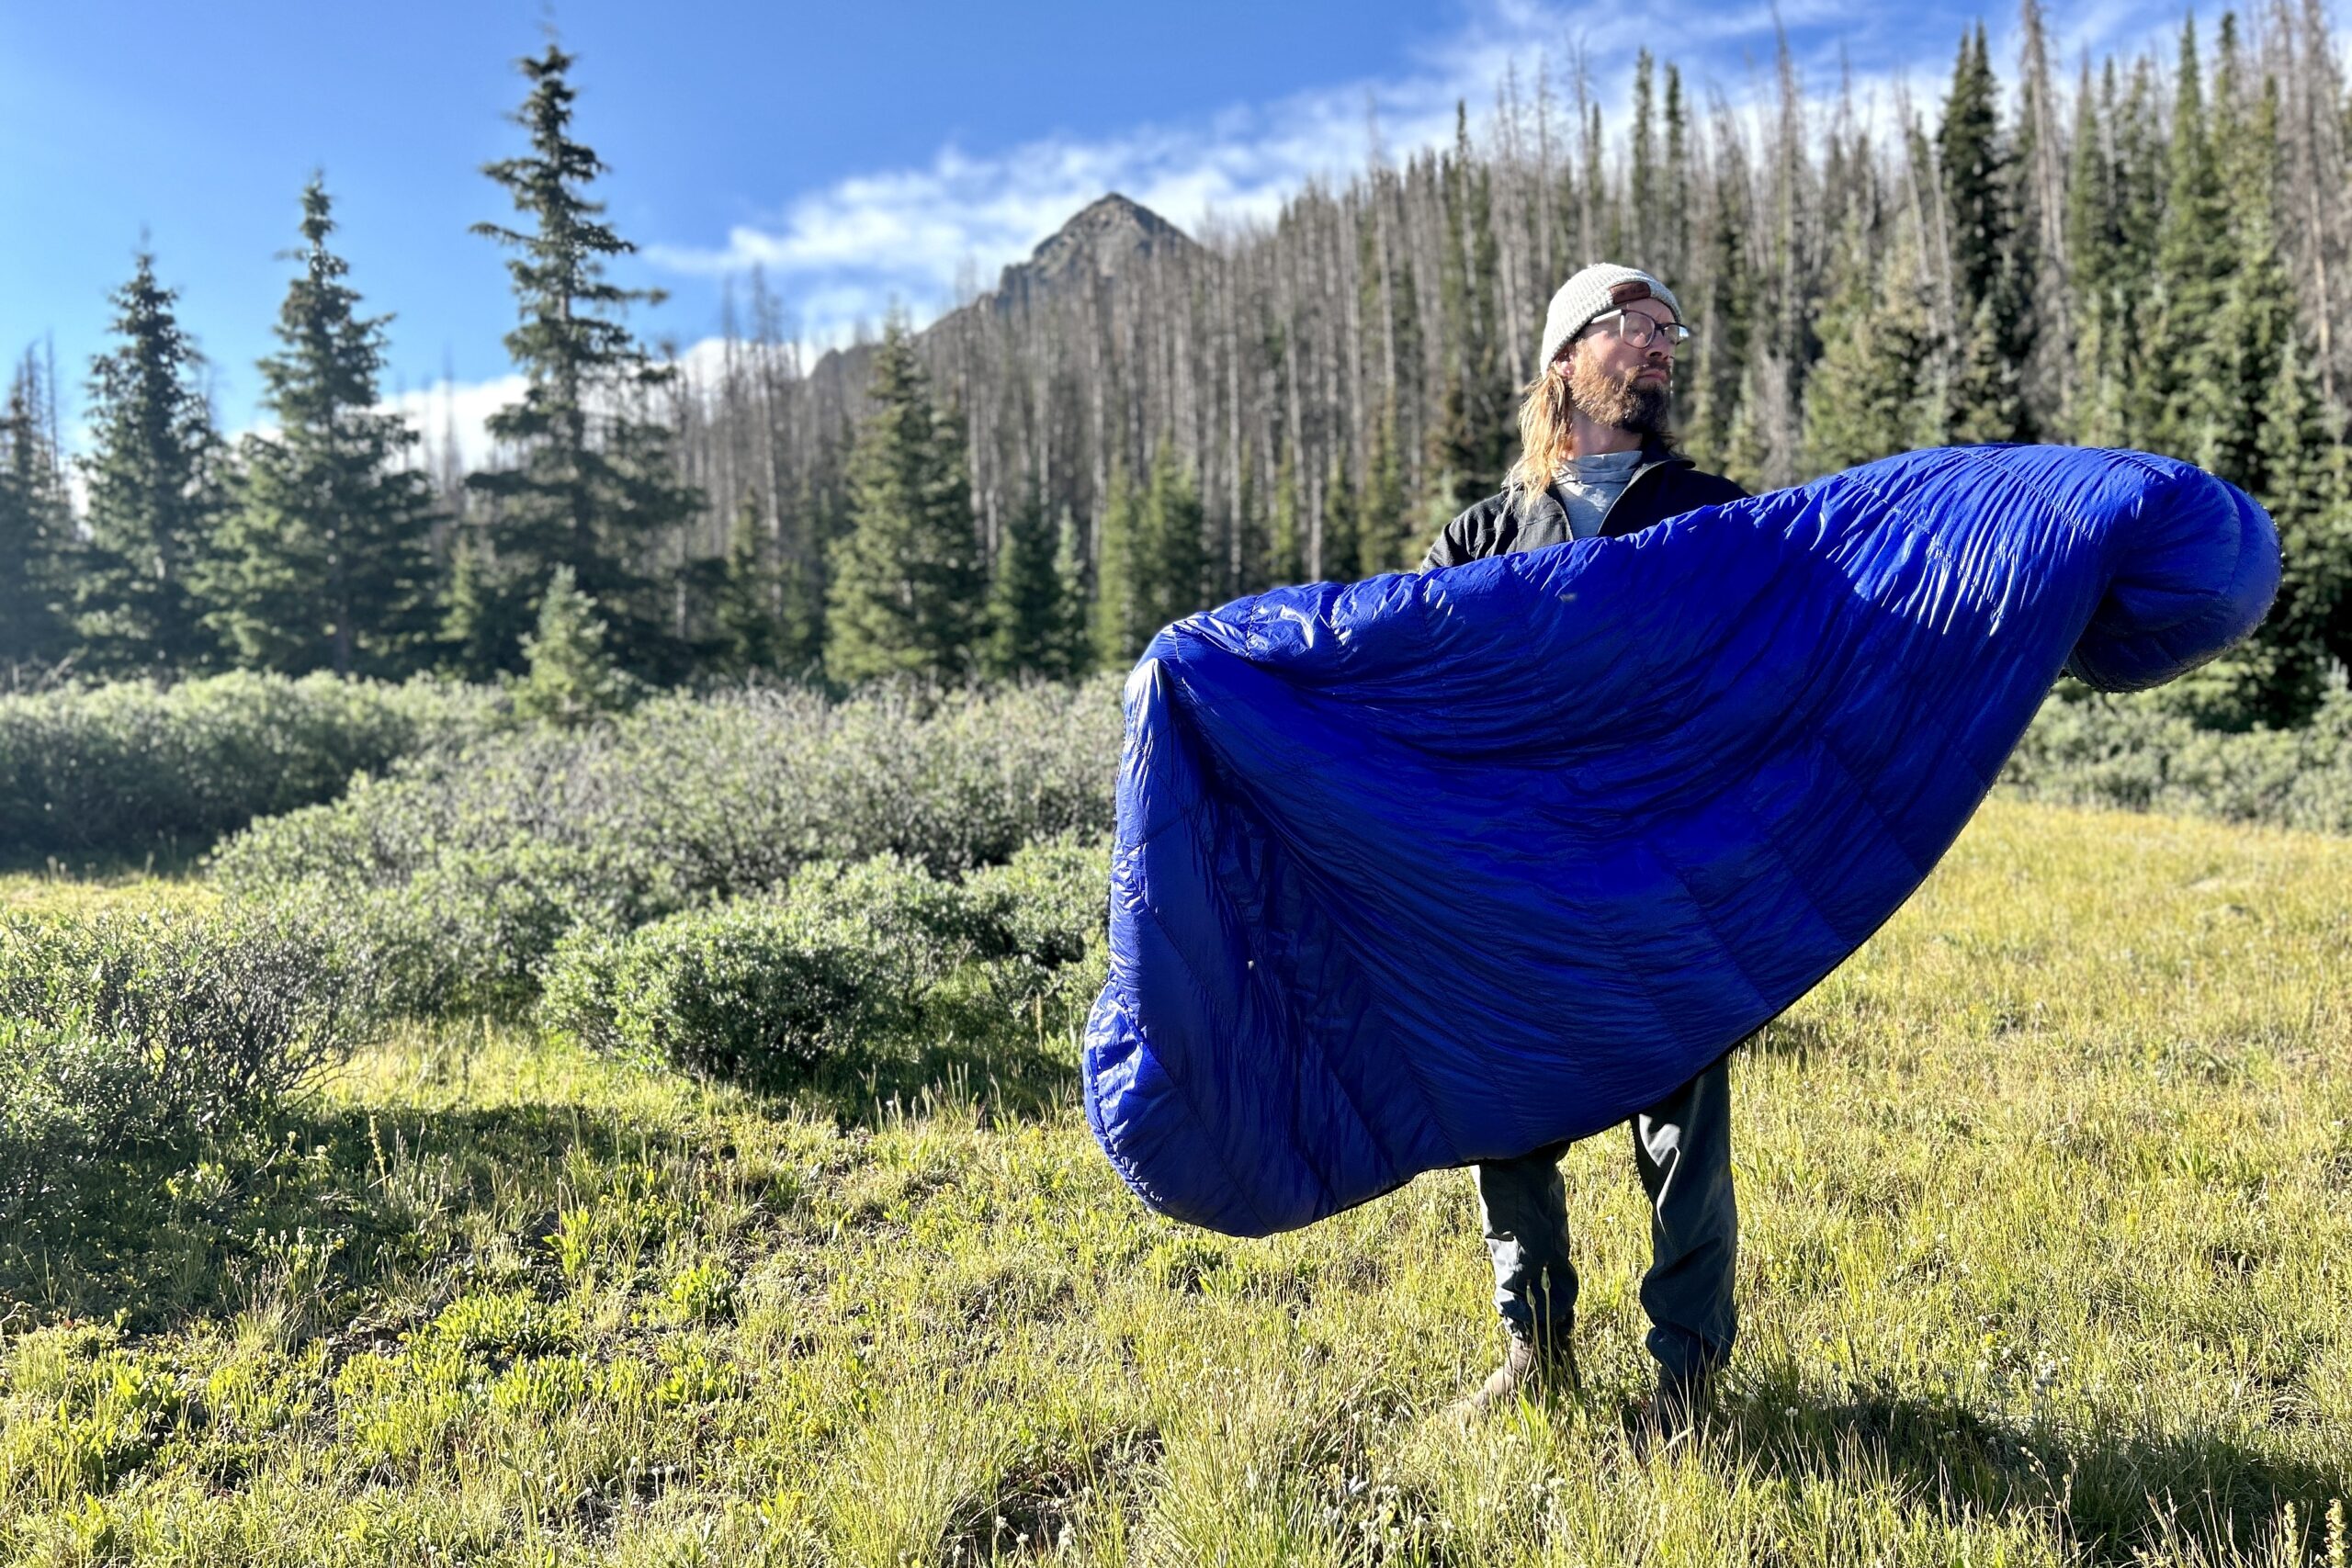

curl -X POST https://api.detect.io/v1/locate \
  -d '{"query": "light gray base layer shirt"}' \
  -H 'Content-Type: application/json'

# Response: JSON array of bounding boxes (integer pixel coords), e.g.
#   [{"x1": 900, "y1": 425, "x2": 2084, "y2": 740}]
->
[{"x1": 1552, "y1": 448, "x2": 1646, "y2": 539}]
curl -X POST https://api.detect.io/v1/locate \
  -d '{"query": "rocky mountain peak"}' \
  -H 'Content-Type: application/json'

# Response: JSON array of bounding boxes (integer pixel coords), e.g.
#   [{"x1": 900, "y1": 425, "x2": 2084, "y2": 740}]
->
[{"x1": 991, "y1": 193, "x2": 1195, "y2": 308}]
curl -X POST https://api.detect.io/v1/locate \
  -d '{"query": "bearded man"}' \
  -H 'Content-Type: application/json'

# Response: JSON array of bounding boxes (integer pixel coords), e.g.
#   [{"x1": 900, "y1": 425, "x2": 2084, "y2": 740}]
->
[{"x1": 1421, "y1": 264, "x2": 1749, "y2": 1432}]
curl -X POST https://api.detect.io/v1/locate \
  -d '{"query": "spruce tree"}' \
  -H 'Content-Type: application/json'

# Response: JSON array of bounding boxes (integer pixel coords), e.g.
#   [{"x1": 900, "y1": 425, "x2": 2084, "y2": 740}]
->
[
  {"x1": 1938, "y1": 26, "x2": 2031, "y2": 443},
  {"x1": 2204, "y1": 61, "x2": 2291, "y2": 498},
  {"x1": 978, "y1": 496, "x2": 1078, "y2": 682},
  {"x1": 2143, "y1": 19, "x2": 2233, "y2": 463},
  {"x1": 826, "y1": 322, "x2": 983, "y2": 682},
  {"x1": 1630, "y1": 51, "x2": 1657, "y2": 270},
  {"x1": 0, "y1": 356, "x2": 72, "y2": 668},
  {"x1": 514, "y1": 565, "x2": 636, "y2": 725},
  {"x1": 466, "y1": 42, "x2": 700, "y2": 674},
  {"x1": 75, "y1": 251, "x2": 224, "y2": 670},
  {"x1": 2065, "y1": 62, "x2": 2131, "y2": 446},
  {"x1": 1684, "y1": 167, "x2": 1754, "y2": 471},
  {"x1": 1269, "y1": 447, "x2": 1306, "y2": 585},
  {"x1": 2215, "y1": 81, "x2": 2350, "y2": 721},
  {"x1": 202, "y1": 178, "x2": 435, "y2": 676},
  {"x1": 713, "y1": 491, "x2": 781, "y2": 674},
  {"x1": 1138, "y1": 443, "x2": 1208, "y2": 625},
  {"x1": 1662, "y1": 65, "x2": 1691, "y2": 284},
  {"x1": 1318, "y1": 450, "x2": 1360, "y2": 582},
  {"x1": 1090, "y1": 458, "x2": 1146, "y2": 669},
  {"x1": 1051, "y1": 506, "x2": 1092, "y2": 674},
  {"x1": 1804, "y1": 214, "x2": 1941, "y2": 474},
  {"x1": 1360, "y1": 411, "x2": 1410, "y2": 572}
]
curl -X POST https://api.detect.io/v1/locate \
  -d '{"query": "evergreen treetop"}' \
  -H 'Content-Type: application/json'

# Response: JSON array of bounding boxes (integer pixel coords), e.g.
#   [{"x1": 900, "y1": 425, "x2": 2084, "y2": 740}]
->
[
  {"x1": 465, "y1": 40, "x2": 699, "y2": 674},
  {"x1": 826, "y1": 322, "x2": 984, "y2": 683},
  {"x1": 202, "y1": 177, "x2": 435, "y2": 676},
  {"x1": 75, "y1": 250, "x2": 224, "y2": 671}
]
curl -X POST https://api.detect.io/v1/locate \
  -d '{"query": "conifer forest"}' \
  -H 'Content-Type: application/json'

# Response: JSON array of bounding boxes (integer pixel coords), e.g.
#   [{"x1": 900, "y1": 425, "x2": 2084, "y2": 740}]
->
[{"x1": 5, "y1": 2, "x2": 2352, "y2": 728}]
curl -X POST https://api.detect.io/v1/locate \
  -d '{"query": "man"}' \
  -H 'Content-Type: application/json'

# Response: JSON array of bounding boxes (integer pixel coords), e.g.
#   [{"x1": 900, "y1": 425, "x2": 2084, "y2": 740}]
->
[{"x1": 1421, "y1": 263, "x2": 1748, "y2": 1432}]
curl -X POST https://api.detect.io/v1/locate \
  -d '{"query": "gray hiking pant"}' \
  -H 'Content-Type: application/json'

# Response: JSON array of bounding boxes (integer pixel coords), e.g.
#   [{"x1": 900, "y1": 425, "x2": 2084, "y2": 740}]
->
[{"x1": 1473, "y1": 1053, "x2": 1737, "y2": 1391}]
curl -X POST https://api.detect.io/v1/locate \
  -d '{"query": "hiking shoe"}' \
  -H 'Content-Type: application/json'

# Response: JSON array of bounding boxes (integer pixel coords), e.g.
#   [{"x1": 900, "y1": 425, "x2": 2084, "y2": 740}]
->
[
  {"x1": 1451, "y1": 1329, "x2": 1580, "y2": 1419},
  {"x1": 1630, "y1": 1372, "x2": 1714, "y2": 1455}
]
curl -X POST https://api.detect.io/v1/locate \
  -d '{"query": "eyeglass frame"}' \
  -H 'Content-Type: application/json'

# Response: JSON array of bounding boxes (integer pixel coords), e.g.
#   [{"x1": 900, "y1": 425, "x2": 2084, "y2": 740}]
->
[{"x1": 1575, "y1": 309, "x2": 1696, "y2": 351}]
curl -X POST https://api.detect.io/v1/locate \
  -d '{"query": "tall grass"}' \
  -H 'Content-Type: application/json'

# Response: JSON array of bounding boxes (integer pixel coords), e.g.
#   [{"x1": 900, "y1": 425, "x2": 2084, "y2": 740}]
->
[{"x1": 0, "y1": 798, "x2": 2343, "y2": 1564}]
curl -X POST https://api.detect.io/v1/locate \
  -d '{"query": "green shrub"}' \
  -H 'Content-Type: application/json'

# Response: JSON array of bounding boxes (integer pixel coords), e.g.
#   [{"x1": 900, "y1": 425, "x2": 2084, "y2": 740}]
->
[
  {"x1": 215, "y1": 680, "x2": 1122, "y2": 1014},
  {"x1": 0, "y1": 907, "x2": 361, "y2": 1208},
  {"x1": 541, "y1": 841, "x2": 1109, "y2": 1092},
  {"x1": 2002, "y1": 669, "x2": 2352, "y2": 834},
  {"x1": 0, "y1": 671, "x2": 504, "y2": 862}
]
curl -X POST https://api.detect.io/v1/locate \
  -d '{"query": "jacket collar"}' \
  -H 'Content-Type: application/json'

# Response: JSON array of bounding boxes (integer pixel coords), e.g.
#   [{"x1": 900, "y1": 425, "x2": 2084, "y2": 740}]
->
[{"x1": 1514, "y1": 438, "x2": 1690, "y2": 525}]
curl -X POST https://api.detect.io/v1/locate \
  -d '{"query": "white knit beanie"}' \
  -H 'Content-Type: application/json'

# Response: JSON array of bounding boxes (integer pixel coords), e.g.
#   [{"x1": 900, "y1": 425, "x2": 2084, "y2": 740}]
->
[{"x1": 1537, "y1": 264, "x2": 1682, "y2": 371}]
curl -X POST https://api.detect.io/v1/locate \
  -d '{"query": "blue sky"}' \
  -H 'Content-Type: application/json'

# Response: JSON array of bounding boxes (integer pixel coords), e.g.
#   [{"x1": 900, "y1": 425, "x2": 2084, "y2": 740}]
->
[{"x1": 2, "y1": 0, "x2": 2180, "y2": 456}]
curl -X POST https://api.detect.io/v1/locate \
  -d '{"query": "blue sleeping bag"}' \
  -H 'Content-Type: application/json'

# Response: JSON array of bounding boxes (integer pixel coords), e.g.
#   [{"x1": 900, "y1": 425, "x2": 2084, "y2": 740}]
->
[{"x1": 1082, "y1": 444, "x2": 2279, "y2": 1237}]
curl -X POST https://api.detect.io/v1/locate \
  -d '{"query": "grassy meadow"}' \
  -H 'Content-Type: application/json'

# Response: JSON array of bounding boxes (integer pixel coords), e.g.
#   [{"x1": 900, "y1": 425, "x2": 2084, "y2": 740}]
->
[{"x1": 0, "y1": 795, "x2": 2347, "y2": 1566}]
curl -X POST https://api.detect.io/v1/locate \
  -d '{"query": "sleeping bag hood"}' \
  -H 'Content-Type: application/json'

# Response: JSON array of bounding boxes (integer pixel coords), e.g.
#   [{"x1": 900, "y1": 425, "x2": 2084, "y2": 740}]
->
[{"x1": 1081, "y1": 444, "x2": 2280, "y2": 1238}]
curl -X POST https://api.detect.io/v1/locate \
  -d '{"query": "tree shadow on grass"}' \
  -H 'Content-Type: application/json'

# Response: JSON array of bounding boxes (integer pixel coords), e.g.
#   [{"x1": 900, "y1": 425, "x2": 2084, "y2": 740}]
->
[
  {"x1": 795, "y1": 1032, "x2": 1080, "y2": 1131},
  {"x1": 0, "y1": 1007, "x2": 1083, "y2": 1336},
  {"x1": 1707, "y1": 1382, "x2": 2344, "y2": 1566},
  {"x1": 0, "y1": 1036, "x2": 1080, "y2": 1337}
]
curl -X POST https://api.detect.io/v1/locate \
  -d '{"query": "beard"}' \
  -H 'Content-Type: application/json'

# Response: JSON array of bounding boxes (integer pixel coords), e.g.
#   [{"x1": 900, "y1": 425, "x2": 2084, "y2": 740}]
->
[{"x1": 1568, "y1": 354, "x2": 1674, "y2": 437}]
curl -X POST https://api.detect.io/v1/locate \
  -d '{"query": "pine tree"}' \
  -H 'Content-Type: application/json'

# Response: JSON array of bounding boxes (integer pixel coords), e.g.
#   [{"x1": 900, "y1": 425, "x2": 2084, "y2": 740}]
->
[
  {"x1": 713, "y1": 491, "x2": 781, "y2": 674},
  {"x1": 1938, "y1": 25, "x2": 2031, "y2": 443},
  {"x1": 2143, "y1": 18, "x2": 2233, "y2": 462},
  {"x1": 1630, "y1": 51, "x2": 1657, "y2": 269},
  {"x1": 1430, "y1": 104, "x2": 1507, "y2": 502},
  {"x1": 1051, "y1": 506, "x2": 1092, "y2": 675},
  {"x1": 466, "y1": 42, "x2": 701, "y2": 674},
  {"x1": 438, "y1": 535, "x2": 505, "y2": 679},
  {"x1": 1090, "y1": 457, "x2": 1146, "y2": 669},
  {"x1": 826, "y1": 322, "x2": 984, "y2": 682},
  {"x1": 1684, "y1": 157, "x2": 1755, "y2": 470},
  {"x1": 1360, "y1": 409, "x2": 1410, "y2": 571},
  {"x1": 2221, "y1": 331, "x2": 2352, "y2": 724},
  {"x1": 1138, "y1": 443, "x2": 1208, "y2": 625},
  {"x1": 2208, "y1": 75, "x2": 2296, "y2": 498},
  {"x1": 1269, "y1": 446, "x2": 1306, "y2": 585},
  {"x1": 1662, "y1": 65, "x2": 1692, "y2": 284},
  {"x1": 514, "y1": 564, "x2": 636, "y2": 725},
  {"x1": 978, "y1": 496, "x2": 1078, "y2": 681},
  {"x1": 201, "y1": 178, "x2": 435, "y2": 676},
  {"x1": 75, "y1": 251, "x2": 224, "y2": 670},
  {"x1": 1803, "y1": 213, "x2": 1942, "y2": 473},
  {"x1": 2215, "y1": 79, "x2": 2351, "y2": 722},
  {"x1": 2065, "y1": 62, "x2": 2132, "y2": 446},
  {"x1": 0, "y1": 355, "x2": 72, "y2": 669},
  {"x1": 1319, "y1": 450, "x2": 1361, "y2": 582}
]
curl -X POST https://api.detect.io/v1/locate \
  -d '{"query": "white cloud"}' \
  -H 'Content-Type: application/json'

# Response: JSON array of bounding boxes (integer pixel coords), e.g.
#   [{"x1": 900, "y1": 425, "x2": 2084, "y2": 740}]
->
[
  {"x1": 419, "y1": 0, "x2": 2179, "y2": 451},
  {"x1": 381, "y1": 372, "x2": 528, "y2": 477},
  {"x1": 640, "y1": 0, "x2": 1920, "y2": 344}
]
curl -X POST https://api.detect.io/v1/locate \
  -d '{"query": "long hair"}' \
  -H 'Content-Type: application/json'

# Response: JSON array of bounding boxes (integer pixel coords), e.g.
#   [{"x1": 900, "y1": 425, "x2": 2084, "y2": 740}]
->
[
  {"x1": 1506, "y1": 365, "x2": 1575, "y2": 501},
  {"x1": 1505, "y1": 352, "x2": 1680, "y2": 506}
]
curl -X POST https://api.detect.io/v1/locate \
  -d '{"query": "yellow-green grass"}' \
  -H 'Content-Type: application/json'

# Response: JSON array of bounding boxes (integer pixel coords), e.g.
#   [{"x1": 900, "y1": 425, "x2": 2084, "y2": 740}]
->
[
  {"x1": 0, "y1": 871, "x2": 216, "y2": 921},
  {"x1": 0, "y1": 797, "x2": 2346, "y2": 1565}
]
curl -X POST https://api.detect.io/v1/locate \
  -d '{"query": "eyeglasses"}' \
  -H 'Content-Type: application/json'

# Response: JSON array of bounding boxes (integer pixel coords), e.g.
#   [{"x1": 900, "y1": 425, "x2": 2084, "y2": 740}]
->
[{"x1": 1580, "y1": 310, "x2": 1694, "y2": 350}]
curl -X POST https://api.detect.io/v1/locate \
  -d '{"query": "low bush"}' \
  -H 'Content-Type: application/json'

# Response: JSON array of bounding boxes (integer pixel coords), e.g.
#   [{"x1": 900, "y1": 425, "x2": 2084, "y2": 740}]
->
[
  {"x1": 213, "y1": 679, "x2": 1123, "y2": 1012},
  {"x1": 0, "y1": 672, "x2": 505, "y2": 863},
  {"x1": 0, "y1": 907, "x2": 362, "y2": 1209},
  {"x1": 2001, "y1": 669, "x2": 2352, "y2": 834},
  {"x1": 542, "y1": 840, "x2": 1109, "y2": 1092}
]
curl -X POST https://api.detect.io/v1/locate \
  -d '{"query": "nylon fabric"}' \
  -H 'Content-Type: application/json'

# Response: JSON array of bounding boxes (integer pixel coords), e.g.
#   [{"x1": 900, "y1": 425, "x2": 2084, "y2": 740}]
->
[{"x1": 1081, "y1": 445, "x2": 2280, "y2": 1238}]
